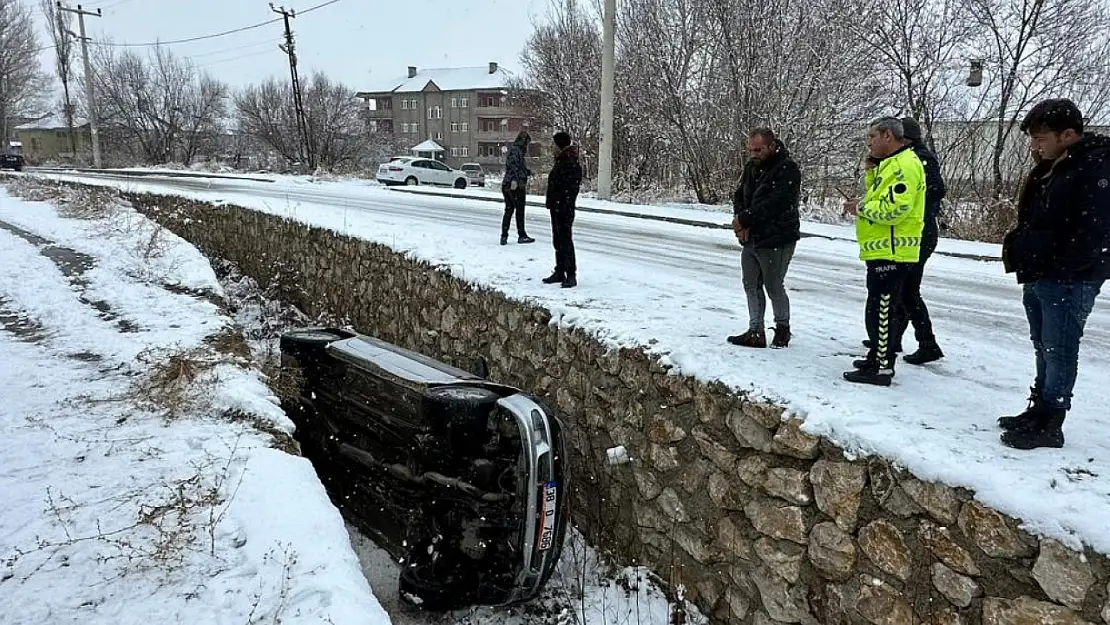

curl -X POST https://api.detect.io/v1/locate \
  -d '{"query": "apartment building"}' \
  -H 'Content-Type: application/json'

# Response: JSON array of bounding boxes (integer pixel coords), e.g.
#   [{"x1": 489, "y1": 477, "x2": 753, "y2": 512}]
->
[{"x1": 356, "y1": 62, "x2": 543, "y2": 172}]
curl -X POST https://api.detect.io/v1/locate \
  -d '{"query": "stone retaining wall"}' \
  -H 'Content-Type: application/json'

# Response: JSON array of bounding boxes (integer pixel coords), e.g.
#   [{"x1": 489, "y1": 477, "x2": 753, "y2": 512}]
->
[{"x1": 123, "y1": 189, "x2": 1110, "y2": 625}]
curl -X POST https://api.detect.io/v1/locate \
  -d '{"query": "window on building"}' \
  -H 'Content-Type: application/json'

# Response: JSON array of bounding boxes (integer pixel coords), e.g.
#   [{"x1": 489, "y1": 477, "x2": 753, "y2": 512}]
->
[
  {"x1": 459, "y1": 96, "x2": 469, "y2": 108},
  {"x1": 435, "y1": 131, "x2": 443, "y2": 140},
  {"x1": 479, "y1": 94, "x2": 499, "y2": 107},
  {"x1": 401, "y1": 100, "x2": 409, "y2": 110},
  {"x1": 379, "y1": 98, "x2": 392, "y2": 110},
  {"x1": 480, "y1": 118, "x2": 501, "y2": 132},
  {"x1": 460, "y1": 146, "x2": 469, "y2": 157},
  {"x1": 401, "y1": 123, "x2": 409, "y2": 133},
  {"x1": 450, "y1": 97, "x2": 457, "y2": 108},
  {"x1": 426, "y1": 106, "x2": 442, "y2": 119},
  {"x1": 450, "y1": 147, "x2": 459, "y2": 157},
  {"x1": 451, "y1": 122, "x2": 459, "y2": 133},
  {"x1": 411, "y1": 123, "x2": 419, "y2": 134},
  {"x1": 460, "y1": 122, "x2": 469, "y2": 132}
]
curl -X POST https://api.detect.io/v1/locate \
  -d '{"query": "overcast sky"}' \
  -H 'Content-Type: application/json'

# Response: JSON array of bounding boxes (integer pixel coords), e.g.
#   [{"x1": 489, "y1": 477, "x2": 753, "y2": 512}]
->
[{"x1": 34, "y1": 0, "x2": 552, "y2": 90}]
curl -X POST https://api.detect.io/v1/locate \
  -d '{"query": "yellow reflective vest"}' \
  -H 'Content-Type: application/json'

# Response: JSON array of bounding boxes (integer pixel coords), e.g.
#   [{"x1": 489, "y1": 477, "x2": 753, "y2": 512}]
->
[{"x1": 857, "y1": 146, "x2": 926, "y2": 263}]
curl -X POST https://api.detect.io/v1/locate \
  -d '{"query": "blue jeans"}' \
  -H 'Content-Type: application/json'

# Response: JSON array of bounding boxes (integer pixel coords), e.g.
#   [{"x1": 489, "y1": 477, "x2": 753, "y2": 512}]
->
[{"x1": 1022, "y1": 280, "x2": 1104, "y2": 411}]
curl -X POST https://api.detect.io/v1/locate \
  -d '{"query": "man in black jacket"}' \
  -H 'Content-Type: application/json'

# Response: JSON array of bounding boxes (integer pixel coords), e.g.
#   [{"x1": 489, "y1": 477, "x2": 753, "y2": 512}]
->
[
  {"x1": 897, "y1": 117, "x2": 946, "y2": 364},
  {"x1": 998, "y1": 98, "x2": 1109, "y2": 450},
  {"x1": 501, "y1": 130, "x2": 535, "y2": 246},
  {"x1": 542, "y1": 131, "x2": 583, "y2": 288},
  {"x1": 728, "y1": 128, "x2": 802, "y2": 349}
]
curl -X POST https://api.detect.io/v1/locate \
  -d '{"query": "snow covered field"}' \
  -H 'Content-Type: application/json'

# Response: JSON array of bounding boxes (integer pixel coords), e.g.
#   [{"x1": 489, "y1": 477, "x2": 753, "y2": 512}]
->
[
  {"x1": 0, "y1": 181, "x2": 390, "y2": 625},
  {"x1": 22, "y1": 171, "x2": 1110, "y2": 558}
]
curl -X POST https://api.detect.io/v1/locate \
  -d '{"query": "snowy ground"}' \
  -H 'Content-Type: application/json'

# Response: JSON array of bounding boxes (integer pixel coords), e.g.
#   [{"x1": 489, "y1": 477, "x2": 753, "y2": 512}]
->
[
  {"x1": 24, "y1": 171, "x2": 1110, "y2": 559},
  {"x1": 0, "y1": 180, "x2": 390, "y2": 625}
]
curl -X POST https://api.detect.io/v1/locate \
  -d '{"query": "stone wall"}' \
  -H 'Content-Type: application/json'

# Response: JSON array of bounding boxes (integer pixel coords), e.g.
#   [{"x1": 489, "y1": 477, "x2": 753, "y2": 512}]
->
[{"x1": 123, "y1": 189, "x2": 1110, "y2": 625}]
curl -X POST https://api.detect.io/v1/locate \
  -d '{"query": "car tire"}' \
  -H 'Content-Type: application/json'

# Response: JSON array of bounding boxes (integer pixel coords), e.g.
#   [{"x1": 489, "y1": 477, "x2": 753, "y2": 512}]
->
[
  {"x1": 423, "y1": 386, "x2": 502, "y2": 452},
  {"x1": 406, "y1": 176, "x2": 418, "y2": 186},
  {"x1": 279, "y1": 328, "x2": 346, "y2": 365},
  {"x1": 454, "y1": 178, "x2": 467, "y2": 189}
]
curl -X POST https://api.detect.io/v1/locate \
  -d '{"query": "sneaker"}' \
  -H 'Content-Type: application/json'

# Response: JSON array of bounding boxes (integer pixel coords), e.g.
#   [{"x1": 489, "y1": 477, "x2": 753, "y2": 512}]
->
[
  {"x1": 518, "y1": 235, "x2": 536, "y2": 244},
  {"x1": 561, "y1": 275, "x2": 577, "y2": 288},
  {"x1": 542, "y1": 272, "x2": 565, "y2": 284},
  {"x1": 904, "y1": 342, "x2": 944, "y2": 365},
  {"x1": 1000, "y1": 408, "x2": 1065, "y2": 449},
  {"x1": 843, "y1": 367, "x2": 894, "y2": 386},
  {"x1": 770, "y1": 325, "x2": 791, "y2": 349},
  {"x1": 727, "y1": 329, "x2": 767, "y2": 348},
  {"x1": 998, "y1": 388, "x2": 1042, "y2": 431}
]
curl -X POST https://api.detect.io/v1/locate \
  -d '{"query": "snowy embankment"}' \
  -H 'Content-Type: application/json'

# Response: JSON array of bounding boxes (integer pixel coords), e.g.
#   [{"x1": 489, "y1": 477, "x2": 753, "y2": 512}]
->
[
  {"x1": 24, "y1": 172, "x2": 1110, "y2": 558},
  {"x1": 0, "y1": 179, "x2": 390, "y2": 625}
]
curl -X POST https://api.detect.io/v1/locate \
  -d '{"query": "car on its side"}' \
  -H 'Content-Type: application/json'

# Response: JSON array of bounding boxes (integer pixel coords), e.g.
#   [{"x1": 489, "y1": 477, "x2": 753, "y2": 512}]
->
[
  {"x1": 459, "y1": 162, "x2": 486, "y2": 187},
  {"x1": 279, "y1": 327, "x2": 569, "y2": 610},
  {"x1": 377, "y1": 156, "x2": 470, "y2": 189}
]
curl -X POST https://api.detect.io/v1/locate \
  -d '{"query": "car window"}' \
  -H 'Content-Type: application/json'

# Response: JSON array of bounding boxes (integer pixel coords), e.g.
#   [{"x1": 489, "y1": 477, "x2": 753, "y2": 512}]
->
[
  {"x1": 411, "y1": 160, "x2": 429, "y2": 168},
  {"x1": 430, "y1": 161, "x2": 451, "y2": 171}
]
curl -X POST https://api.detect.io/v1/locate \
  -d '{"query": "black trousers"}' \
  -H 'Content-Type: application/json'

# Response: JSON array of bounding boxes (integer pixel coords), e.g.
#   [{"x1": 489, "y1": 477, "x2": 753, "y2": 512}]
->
[
  {"x1": 866, "y1": 261, "x2": 911, "y2": 369},
  {"x1": 896, "y1": 243, "x2": 937, "y2": 347},
  {"x1": 550, "y1": 208, "x2": 576, "y2": 275},
  {"x1": 501, "y1": 184, "x2": 527, "y2": 237}
]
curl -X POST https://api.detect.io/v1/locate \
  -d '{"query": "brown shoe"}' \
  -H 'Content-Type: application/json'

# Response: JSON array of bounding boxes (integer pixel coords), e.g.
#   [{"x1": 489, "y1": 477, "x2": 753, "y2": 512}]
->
[
  {"x1": 771, "y1": 324, "x2": 791, "y2": 348},
  {"x1": 727, "y1": 329, "x2": 767, "y2": 348}
]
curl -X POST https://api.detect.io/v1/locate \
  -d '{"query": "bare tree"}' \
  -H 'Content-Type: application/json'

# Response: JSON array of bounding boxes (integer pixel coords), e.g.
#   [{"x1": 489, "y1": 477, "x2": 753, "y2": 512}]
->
[
  {"x1": 962, "y1": 0, "x2": 1110, "y2": 197},
  {"x1": 91, "y1": 44, "x2": 228, "y2": 165},
  {"x1": 236, "y1": 73, "x2": 388, "y2": 172},
  {"x1": 0, "y1": 0, "x2": 51, "y2": 143},
  {"x1": 517, "y1": 0, "x2": 603, "y2": 171},
  {"x1": 40, "y1": 0, "x2": 77, "y2": 156}
]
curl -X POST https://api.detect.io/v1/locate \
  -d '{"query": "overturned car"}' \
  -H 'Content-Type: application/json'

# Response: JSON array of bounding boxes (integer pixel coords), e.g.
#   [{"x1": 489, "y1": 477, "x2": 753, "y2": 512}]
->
[{"x1": 278, "y1": 328, "x2": 569, "y2": 609}]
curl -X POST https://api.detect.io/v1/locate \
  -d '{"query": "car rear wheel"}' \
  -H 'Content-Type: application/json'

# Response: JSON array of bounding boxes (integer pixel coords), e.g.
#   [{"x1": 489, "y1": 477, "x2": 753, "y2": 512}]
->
[
  {"x1": 406, "y1": 176, "x2": 418, "y2": 186},
  {"x1": 454, "y1": 178, "x2": 467, "y2": 189}
]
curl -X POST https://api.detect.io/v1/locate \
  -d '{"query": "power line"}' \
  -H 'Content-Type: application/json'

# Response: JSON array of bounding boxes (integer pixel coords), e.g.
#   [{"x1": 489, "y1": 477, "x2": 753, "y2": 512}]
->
[{"x1": 87, "y1": 0, "x2": 342, "y2": 48}]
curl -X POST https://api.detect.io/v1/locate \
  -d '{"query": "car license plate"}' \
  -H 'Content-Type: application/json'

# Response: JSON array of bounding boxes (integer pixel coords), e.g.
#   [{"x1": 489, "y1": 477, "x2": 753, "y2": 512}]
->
[{"x1": 537, "y1": 481, "x2": 558, "y2": 551}]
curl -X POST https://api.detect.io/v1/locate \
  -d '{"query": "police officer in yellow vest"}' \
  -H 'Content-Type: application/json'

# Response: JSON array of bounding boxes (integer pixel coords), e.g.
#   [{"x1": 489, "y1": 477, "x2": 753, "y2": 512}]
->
[{"x1": 842, "y1": 117, "x2": 927, "y2": 386}]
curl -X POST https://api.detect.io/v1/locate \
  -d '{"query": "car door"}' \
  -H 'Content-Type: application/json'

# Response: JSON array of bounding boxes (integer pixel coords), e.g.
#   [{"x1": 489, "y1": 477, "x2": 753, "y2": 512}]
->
[{"x1": 429, "y1": 160, "x2": 454, "y2": 185}]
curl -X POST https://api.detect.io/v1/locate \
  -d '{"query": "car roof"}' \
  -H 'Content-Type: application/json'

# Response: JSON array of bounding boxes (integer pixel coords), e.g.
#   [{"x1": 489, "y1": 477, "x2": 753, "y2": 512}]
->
[{"x1": 328, "y1": 335, "x2": 480, "y2": 384}]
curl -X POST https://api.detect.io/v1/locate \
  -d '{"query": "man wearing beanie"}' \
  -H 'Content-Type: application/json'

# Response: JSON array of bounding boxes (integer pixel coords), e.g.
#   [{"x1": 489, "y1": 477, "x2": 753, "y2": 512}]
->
[
  {"x1": 893, "y1": 117, "x2": 946, "y2": 364},
  {"x1": 543, "y1": 131, "x2": 583, "y2": 288}
]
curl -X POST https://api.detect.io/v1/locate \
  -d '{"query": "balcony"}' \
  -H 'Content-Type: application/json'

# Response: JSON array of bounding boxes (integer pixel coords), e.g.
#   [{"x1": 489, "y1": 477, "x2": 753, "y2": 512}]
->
[
  {"x1": 476, "y1": 128, "x2": 518, "y2": 142},
  {"x1": 365, "y1": 108, "x2": 394, "y2": 119}
]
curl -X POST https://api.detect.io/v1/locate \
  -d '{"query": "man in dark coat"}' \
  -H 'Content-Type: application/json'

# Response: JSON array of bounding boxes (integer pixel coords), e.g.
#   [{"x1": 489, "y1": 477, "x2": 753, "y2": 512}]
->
[
  {"x1": 542, "y1": 131, "x2": 583, "y2": 288},
  {"x1": 998, "y1": 98, "x2": 1109, "y2": 450},
  {"x1": 728, "y1": 128, "x2": 802, "y2": 349},
  {"x1": 895, "y1": 117, "x2": 946, "y2": 364},
  {"x1": 501, "y1": 130, "x2": 535, "y2": 245}
]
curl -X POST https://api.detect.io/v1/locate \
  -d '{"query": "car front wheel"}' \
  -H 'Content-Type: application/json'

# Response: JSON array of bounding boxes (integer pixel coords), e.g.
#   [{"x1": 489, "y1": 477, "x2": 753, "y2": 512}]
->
[{"x1": 454, "y1": 178, "x2": 467, "y2": 189}]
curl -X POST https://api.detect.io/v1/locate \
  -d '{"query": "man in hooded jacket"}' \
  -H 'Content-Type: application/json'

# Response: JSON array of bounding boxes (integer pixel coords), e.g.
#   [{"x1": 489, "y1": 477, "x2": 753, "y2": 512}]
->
[
  {"x1": 543, "y1": 131, "x2": 583, "y2": 288},
  {"x1": 501, "y1": 130, "x2": 535, "y2": 245},
  {"x1": 998, "y1": 98, "x2": 1109, "y2": 450}
]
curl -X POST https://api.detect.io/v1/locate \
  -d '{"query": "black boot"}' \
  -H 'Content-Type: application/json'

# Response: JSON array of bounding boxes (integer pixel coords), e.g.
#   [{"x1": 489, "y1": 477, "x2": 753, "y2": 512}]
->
[
  {"x1": 998, "y1": 388, "x2": 1042, "y2": 431},
  {"x1": 770, "y1": 324, "x2": 791, "y2": 349},
  {"x1": 560, "y1": 274, "x2": 577, "y2": 288},
  {"x1": 500, "y1": 234, "x2": 508, "y2": 246},
  {"x1": 542, "y1": 271, "x2": 565, "y2": 284},
  {"x1": 728, "y1": 329, "x2": 767, "y2": 348},
  {"x1": 904, "y1": 341, "x2": 944, "y2": 365},
  {"x1": 518, "y1": 234, "x2": 536, "y2": 244},
  {"x1": 844, "y1": 356, "x2": 894, "y2": 386},
  {"x1": 1000, "y1": 407, "x2": 1065, "y2": 450}
]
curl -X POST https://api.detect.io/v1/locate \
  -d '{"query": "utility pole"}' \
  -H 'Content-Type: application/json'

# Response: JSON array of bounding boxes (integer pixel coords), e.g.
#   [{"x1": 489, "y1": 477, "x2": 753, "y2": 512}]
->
[
  {"x1": 596, "y1": 0, "x2": 616, "y2": 200},
  {"x1": 271, "y1": 3, "x2": 313, "y2": 170},
  {"x1": 58, "y1": 2, "x2": 102, "y2": 168}
]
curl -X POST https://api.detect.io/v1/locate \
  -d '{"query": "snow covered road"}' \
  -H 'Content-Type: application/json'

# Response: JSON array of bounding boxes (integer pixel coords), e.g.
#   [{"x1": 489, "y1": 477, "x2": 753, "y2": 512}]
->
[{"x1": 29, "y1": 171, "x2": 1110, "y2": 555}]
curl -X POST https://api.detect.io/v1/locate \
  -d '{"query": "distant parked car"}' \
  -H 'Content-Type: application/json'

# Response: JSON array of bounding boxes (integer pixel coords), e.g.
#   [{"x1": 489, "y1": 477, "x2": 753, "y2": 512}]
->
[
  {"x1": 1, "y1": 143, "x2": 24, "y2": 172},
  {"x1": 279, "y1": 327, "x2": 569, "y2": 610},
  {"x1": 460, "y1": 162, "x2": 486, "y2": 187},
  {"x1": 377, "y1": 156, "x2": 470, "y2": 189}
]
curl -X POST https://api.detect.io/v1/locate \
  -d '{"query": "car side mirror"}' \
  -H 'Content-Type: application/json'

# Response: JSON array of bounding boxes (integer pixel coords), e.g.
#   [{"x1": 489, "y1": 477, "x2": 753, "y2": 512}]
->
[{"x1": 474, "y1": 356, "x2": 489, "y2": 380}]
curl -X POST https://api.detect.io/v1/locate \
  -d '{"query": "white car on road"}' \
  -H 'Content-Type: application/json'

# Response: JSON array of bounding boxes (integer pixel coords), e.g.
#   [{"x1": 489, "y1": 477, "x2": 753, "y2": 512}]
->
[{"x1": 377, "y1": 157, "x2": 470, "y2": 189}]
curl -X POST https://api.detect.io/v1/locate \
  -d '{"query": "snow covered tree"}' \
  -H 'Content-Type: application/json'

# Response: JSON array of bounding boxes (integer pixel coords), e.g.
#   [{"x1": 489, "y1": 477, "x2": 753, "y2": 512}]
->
[{"x1": 0, "y1": 0, "x2": 50, "y2": 142}]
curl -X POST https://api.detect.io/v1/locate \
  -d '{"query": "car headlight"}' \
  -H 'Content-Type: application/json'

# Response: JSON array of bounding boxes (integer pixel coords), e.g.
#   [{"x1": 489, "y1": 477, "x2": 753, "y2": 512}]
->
[{"x1": 530, "y1": 409, "x2": 549, "y2": 445}]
